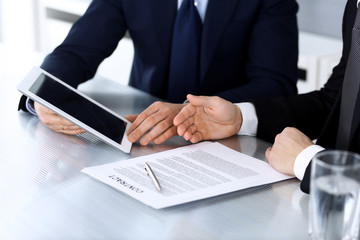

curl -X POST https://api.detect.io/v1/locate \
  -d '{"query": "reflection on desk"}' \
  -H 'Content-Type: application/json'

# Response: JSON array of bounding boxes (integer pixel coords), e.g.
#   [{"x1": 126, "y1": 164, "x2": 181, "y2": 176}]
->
[{"x1": 0, "y1": 76, "x2": 310, "y2": 239}]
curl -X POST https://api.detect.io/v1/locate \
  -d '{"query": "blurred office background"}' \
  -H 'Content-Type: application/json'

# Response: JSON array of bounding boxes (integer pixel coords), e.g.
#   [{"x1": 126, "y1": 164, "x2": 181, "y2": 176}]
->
[
  {"x1": 0, "y1": 0, "x2": 347, "y2": 93},
  {"x1": 298, "y1": 0, "x2": 346, "y2": 39}
]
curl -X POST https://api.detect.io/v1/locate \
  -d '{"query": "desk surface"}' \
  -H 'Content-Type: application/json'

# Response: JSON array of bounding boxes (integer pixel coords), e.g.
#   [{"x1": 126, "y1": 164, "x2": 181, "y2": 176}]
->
[{"x1": 0, "y1": 46, "x2": 310, "y2": 240}]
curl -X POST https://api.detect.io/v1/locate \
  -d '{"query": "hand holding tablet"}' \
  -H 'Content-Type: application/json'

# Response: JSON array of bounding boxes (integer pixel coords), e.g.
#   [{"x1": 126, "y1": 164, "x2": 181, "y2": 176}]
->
[
  {"x1": 18, "y1": 67, "x2": 133, "y2": 153},
  {"x1": 34, "y1": 101, "x2": 86, "y2": 135}
]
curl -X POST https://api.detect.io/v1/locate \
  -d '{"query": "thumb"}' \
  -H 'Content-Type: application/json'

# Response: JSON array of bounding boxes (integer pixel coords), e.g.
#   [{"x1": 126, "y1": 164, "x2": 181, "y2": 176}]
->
[{"x1": 187, "y1": 94, "x2": 214, "y2": 108}]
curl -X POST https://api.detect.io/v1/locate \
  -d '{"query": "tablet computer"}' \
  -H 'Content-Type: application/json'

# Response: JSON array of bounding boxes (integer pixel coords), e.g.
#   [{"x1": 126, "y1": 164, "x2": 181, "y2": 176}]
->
[{"x1": 18, "y1": 67, "x2": 132, "y2": 153}]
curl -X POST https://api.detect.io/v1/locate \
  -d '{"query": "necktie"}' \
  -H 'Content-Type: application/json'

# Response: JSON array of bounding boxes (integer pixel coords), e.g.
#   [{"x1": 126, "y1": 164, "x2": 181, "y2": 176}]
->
[
  {"x1": 336, "y1": 6, "x2": 360, "y2": 149},
  {"x1": 167, "y1": 0, "x2": 202, "y2": 103}
]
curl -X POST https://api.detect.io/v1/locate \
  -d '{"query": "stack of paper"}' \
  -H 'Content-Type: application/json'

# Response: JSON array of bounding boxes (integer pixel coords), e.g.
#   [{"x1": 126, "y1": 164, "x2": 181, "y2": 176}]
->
[{"x1": 81, "y1": 142, "x2": 293, "y2": 209}]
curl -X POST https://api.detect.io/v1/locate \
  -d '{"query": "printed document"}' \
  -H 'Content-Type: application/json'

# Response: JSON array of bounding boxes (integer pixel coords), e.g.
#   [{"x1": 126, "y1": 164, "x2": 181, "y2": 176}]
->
[{"x1": 81, "y1": 142, "x2": 293, "y2": 209}]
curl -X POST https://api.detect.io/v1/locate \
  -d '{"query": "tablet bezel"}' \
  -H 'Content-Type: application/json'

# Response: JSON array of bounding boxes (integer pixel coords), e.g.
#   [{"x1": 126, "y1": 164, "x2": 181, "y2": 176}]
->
[{"x1": 18, "y1": 67, "x2": 133, "y2": 153}]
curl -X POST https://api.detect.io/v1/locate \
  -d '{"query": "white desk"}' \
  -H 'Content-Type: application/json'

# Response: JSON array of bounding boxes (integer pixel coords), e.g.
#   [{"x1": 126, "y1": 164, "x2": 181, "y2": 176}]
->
[{"x1": 0, "y1": 45, "x2": 310, "y2": 239}]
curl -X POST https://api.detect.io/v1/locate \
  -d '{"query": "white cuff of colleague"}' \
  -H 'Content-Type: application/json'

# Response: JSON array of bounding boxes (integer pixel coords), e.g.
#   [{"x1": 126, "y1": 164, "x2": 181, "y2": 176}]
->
[
  {"x1": 235, "y1": 102, "x2": 258, "y2": 136},
  {"x1": 293, "y1": 145, "x2": 325, "y2": 180},
  {"x1": 235, "y1": 102, "x2": 326, "y2": 181}
]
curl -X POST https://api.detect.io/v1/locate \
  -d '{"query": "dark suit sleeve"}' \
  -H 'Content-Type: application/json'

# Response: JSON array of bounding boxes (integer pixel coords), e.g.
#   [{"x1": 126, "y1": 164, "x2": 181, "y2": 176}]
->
[
  {"x1": 40, "y1": 0, "x2": 127, "y2": 88},
  {"x1": 217, "y1": 0, "x2": 299, "y2": 101},
  {"x1": 18, "y1": 0, "x2": 127, "y2": 112},
  {"x1": 252, "y1": 0, "x2": 353, "y2": 144},
  {"x1": 251, "y1": 0, "x2": 355, "y2": 194},
  {"x1": 300, "y1": 163, "x2": 312, "y2": 194},
  {"x1": 18, "y1": 95, "x2": 28, "y2": 112}
]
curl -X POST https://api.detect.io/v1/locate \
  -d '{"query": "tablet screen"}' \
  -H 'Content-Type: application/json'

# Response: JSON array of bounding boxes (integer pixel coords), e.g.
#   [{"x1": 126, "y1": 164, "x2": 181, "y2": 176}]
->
[{"x1": 29, "y1": 73, "x2": 127, "y2": 144}]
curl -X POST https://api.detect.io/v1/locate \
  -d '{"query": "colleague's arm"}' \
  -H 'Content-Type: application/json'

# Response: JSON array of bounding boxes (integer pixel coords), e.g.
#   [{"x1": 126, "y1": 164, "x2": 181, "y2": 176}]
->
[
  {"x1": 40, "y1": 0, "x2": 127, "y2": 88},
  {"x1": 173, "y1": 95, "x2": 324, "y2": 190},
  {"x1": 173, "y1": 0, "x2": 352, "y2": 191},
  {"x1": 18, "y1": 0, "x2": 127, "y2": 107},
  {"x1": 253, "y1": 0, "x2": 352, "y2": 144}
]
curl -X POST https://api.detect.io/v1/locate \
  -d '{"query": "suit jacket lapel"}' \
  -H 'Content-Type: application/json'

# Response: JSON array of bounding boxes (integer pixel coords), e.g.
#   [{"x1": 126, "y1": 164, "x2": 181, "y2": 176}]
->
[
  {"x1": 200, "y1": 0, "x2": 239, "y2": 81},
  {"x1": 349, "y1": 92, "x2": 360, "y2": 145},
  {"x1": 149, "y1": 0, "x2": 177, "y2": 58}
]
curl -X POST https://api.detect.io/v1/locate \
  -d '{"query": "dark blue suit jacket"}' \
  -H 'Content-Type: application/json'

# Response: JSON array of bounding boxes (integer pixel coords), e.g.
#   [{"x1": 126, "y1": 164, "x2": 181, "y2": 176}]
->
[
  {"x1": 253, "y1": 0, "x2": 358, "y2": 193},
  {"x1": 19, "y1": 0, "x2": 298, "y2": 110}
]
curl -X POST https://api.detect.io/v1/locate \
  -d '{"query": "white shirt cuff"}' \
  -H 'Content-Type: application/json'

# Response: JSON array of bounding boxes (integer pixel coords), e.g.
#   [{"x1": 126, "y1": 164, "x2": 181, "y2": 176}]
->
[
  {"x1": 26, "y1": 98, "x2": 37, "y2": 115},
  {"x1": 235, "y1": 102, "x2": 258, "y2": 136},
  {"x1": 294, "y1": 145, "x2": 324, "y2": 180}
]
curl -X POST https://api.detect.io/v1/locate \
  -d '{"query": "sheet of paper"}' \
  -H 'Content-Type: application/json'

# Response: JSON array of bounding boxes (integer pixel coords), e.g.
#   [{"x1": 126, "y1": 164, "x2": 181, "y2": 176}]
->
[{"x1": 81, "y1": 142, "x2": 293, "y2": 209}]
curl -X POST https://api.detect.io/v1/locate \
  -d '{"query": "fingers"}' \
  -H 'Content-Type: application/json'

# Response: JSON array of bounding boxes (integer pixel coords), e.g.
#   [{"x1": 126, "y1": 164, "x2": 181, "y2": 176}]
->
[
  {"x1": 56, "y1": 124, "x2": 86, "y2": 135},
  {"x1": 180, "y1": 124, "x2": 204, "y2": 143},
  {"x1": 176, "y1": 117, "x2": 195, "y2": 136},
  {"x1": 127, "y1": 102, "x2": 160, "y2": 137},
  {"x1": 48, "y1": 118, "x2": 85, "y2": 135},
  {"x1": 127, "y1": 112, "x2": 166, "y2": 144},
  {"x1": 173, "y1": 95, "x2": 214, "y2": 127},
  {"x1": 125, "y1": 114, "x2": 138, "y2": 123},
  {"x1": 138, "y1": 119, "x2": 175, "y2": 145},
  {"x1": 153, "y1": 126, "x2": 177, "y2": 145},
  {"x1": 34, "y1": 102, "x2": 85, "y2": 135},
  {"x1": 182, "y1": 125, "x2": 195, "y2": 140},
  {"x1": 173, "y1": 104, "x2": 196, "y2": 126},
  {"x1": 127, "y1": 102, "x2": 184, "y2": 145},
  {"x1": 189, "y1": 131, "x2": 204, "y2": 143}
]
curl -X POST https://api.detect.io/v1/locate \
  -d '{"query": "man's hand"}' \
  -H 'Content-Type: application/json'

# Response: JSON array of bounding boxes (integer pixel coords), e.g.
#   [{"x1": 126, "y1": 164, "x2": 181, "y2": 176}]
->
[
  {"x1": 126, "y1": 101, "x2": 185, "y2": 145},
  {"x1": 265, "y1": 127, "x2": 314, "y2": 176},
  {"x1": 173, "y1": 94, "x2": 242, "y2": 143},
  {"x1": 34, "y1": 102, "x2": 86, "y2": 135}
]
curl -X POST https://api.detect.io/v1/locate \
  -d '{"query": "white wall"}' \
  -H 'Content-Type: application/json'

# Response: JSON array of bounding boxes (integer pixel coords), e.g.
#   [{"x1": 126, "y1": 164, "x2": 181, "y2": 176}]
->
[
  {"x1": 1, "y1": 0, "x2": 37, "y2": 50},
  {"x1": 0, "y1": 0, "x2": 133, "y2": 85},
  {"x1": 0, "y1": 0, "x2": 3, "y2": 42}
]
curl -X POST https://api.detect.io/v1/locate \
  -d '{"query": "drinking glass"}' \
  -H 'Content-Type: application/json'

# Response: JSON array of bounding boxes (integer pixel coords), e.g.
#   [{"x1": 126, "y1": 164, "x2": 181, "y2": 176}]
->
[{"x1": 309, "y1": 150, "x2": 360, "y2": 240}]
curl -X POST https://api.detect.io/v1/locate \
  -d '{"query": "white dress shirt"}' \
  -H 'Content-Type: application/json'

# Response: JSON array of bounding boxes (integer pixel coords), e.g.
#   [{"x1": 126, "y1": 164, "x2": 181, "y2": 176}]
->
[{"x1": 178, "y1": 0, "x2": 208, "y2": 22}]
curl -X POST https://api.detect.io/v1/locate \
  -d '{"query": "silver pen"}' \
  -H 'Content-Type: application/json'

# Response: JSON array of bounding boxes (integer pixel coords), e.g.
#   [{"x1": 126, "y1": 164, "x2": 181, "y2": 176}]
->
[{"x1": 144, "y1": 162, "x2": 162, "y2": 192}]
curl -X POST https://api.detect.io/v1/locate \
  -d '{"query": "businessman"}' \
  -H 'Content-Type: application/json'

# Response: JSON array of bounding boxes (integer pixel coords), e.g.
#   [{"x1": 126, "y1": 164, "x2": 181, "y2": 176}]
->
[
  {"x1": 18, "y1": 0, "x2": 298, "y2": 145},
  {"x1": 174, "y1": 0, "x2": 359, "y2": 193}
]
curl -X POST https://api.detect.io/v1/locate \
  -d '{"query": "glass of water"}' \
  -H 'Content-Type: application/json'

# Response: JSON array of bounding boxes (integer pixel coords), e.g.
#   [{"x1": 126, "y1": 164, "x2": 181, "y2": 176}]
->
[{"x1": 309, "y1": 150, "x2": 360, "y2": 240}]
